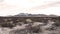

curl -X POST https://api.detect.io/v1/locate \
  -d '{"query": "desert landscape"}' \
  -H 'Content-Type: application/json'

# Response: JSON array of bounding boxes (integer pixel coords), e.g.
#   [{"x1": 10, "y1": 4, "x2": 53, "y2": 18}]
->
[
  {"x1": 0, "y1": 0, "x2": 60, "y2": 34},
  {"x1": 0, "y1": 14, "x2": 60, "y2": 34}
]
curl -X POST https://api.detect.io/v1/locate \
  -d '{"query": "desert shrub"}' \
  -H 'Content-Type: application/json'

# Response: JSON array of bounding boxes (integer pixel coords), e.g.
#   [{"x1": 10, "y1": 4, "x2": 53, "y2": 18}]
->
[
  {"x1": 46, "y1": 26, "x2": 57, "y2": 31},
  {"x1": 9, "y1": 29, "x2": 28, "y2": 34},
  {"x1": 52, "y1": 21, "x2": 60, "y2": 27},
  {"x1": 0, "y1": 22, "x2": 15, "y2": 28}
]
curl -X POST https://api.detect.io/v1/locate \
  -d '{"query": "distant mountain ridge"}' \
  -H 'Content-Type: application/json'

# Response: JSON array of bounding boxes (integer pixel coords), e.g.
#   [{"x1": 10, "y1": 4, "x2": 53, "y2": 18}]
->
[{"x1": 13, "y1": 13, "x2": 59, "y2": 17}]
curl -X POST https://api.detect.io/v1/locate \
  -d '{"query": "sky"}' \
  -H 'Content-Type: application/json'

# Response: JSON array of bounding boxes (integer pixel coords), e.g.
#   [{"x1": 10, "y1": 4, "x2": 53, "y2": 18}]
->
[{"x1": 0, "y1": 0, "x2": 60, "y2": 16}]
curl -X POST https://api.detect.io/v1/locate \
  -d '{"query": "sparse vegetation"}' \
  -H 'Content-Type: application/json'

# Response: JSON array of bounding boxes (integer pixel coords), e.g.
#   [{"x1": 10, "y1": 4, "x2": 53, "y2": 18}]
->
[{"x1": 0, "y1": 17, "x2": 60, "y2": 34}]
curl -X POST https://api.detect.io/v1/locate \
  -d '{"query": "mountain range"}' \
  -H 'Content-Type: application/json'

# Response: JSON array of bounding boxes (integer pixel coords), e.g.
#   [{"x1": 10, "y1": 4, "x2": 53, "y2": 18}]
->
[{"x1": 13, "y1": 13, "x2": 59, "y2": 17}]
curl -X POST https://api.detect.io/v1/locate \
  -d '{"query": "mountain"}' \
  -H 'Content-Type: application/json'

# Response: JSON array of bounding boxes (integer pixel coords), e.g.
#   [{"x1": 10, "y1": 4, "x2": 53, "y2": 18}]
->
[{"x1": 13, "y1": 13, "x2": 58, "y2": 17}]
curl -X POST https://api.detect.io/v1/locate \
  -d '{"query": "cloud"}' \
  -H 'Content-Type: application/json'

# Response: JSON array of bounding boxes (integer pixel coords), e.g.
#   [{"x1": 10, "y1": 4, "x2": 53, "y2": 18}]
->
[
  {"x1": 0, "y1": 0, "x2": 4, "y2": 2},
  {"x1": 26, "y1": 1, "x2": 60, "y2": 11},
  {"x1": 0, "y1": 3, "x2": 16, "y2": 10}
]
